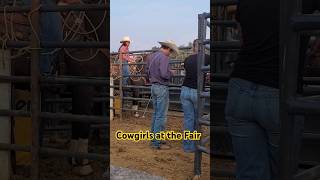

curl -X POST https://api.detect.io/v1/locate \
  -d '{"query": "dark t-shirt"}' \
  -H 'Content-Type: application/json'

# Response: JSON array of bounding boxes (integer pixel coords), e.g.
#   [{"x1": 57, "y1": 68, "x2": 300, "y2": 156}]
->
[
  {"x1": 182, "y1": 54, "x2": 210, "y2": 89},
  {"x1": 231, "y1": 0, "x2": 279, "y2": 88}
]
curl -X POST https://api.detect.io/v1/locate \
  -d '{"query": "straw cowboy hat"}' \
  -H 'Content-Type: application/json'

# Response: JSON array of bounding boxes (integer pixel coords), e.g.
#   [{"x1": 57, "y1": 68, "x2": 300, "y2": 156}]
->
[
  {"x1": 158, "y1": 40, "x2": 180, "y2": 56},
  {"x1": 120, "y1": 36, "x2": 131, "y2": 43}
]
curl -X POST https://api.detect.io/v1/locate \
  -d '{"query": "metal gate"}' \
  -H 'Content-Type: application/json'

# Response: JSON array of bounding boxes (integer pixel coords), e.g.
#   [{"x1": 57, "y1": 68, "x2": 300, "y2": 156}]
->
[
  {"x1": 194, "y1": 12, "x2": 211, "y2": 177},
  {"x1": 212, "y1": 0, "x2": 320, "y2": 179},
  {"x1": 0, "y1": 1, "x2": 109, "y2": 179},
  {"x1": 280, "y1": 0, "x2": 320, "y2": 179}
]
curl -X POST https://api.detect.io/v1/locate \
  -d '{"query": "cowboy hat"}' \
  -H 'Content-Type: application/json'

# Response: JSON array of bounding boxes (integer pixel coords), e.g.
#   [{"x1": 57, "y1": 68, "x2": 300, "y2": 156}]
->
[
  {"x1": 158, "y1": 40, "x2": 180, "y2": 56},
  {"x1": 120, "y1": 36, "x2": 131, "y2": 43}
]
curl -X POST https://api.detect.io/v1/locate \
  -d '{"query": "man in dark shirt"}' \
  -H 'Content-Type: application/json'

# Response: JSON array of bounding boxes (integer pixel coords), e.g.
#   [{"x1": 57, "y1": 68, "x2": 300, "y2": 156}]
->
[
  {"x1": 146, "y1": 40, "x2": 179, "y2": 150},
  {"x1": 224, "y1": 0, "x2": 280, "y2": 179},
  {"x1": 180, "y1": 39, "x2": 209, "y2": 153}
]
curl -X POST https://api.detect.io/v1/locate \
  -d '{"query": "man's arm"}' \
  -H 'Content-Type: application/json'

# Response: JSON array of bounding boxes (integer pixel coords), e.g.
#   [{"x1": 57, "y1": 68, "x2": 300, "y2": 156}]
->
[{"x1": 159, "y1": 55, "x2": 171, "y2": 80}]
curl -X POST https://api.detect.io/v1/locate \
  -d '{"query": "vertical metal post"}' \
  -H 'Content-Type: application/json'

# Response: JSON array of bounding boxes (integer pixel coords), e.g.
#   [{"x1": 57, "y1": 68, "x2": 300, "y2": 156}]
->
[
  {"x1": 216, "y1": 7, "x2": 222, "y2": 72},
  {"x1": 279, "y1": 0, "x2": 301, "y2": 179},
  {"x1": 0, "y1": 50, "x2": 11, "y2": 180},
  {"x1": 119, "y1": 59, "x2": 123, "y2": 121},
  {"x1": 194, "y1": 13, "x2": 206, "y2": 176},
  {"x1": 29, "y1": 0, "x2": 41, "y2": 179}
]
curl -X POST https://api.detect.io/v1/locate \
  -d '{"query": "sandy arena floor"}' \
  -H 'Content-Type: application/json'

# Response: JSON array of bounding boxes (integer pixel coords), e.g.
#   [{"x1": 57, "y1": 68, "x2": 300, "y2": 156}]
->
[{"x1": 110, "y1": 111, "x2": 210, "y2": 180}]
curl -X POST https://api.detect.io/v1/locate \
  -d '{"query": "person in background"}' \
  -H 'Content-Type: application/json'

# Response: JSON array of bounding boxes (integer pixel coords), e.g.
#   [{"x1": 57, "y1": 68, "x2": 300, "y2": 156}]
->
[
  {"x1": 118, "y1": 36, "x2": 135, "y2": 91},
  {"x1": 224, "y1": 0, "x2": 279, "y2": 179},
  {"x1": 146, "y1": 40, "x2": 179, "y2": 150},
  {"x1": 180, "y1": 39, "x2": 209, "y2": 153}
]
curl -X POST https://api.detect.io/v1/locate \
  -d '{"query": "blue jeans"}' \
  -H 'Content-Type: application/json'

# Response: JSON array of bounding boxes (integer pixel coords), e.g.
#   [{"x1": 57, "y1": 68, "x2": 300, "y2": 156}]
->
[
  {"x1": 150, "y1": 84, "x2": 169, "y2": 148},
  {"x1": 22, "y1": 0, "x2": 63, "y2": 74},
  {"x1": 180, "y1": 86, "x2": 198, "y2": 152},
  {"x1": 120, "y1": 61, "x2": 129, "y2": 97},
  {"x1": 122, "y1": 61, "x2": 130, "y2": 86},
  {"x1": 225, "y1": 78, "x2": 280, "y2": 180}
]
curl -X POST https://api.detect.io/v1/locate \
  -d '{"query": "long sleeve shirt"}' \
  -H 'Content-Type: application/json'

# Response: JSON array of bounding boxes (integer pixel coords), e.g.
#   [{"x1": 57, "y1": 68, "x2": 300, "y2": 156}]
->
[
  {"x1": 146, "y1": 51, "x2": 173, "y2": 86},
  {"x1": 182, "y1": 54, "x2": 210, "y2": 89},
  {"x1": 118, "y1": 46, "x2": 130, "y2": 62}
]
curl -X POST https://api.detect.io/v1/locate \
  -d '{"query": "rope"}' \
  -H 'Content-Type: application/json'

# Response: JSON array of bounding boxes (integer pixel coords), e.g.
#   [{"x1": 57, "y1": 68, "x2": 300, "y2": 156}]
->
[
  {"x1": 63, "y1": 10, "x2": 101, "y2": 62},
  {"x1": 129, "y1": 55, "x2": 144, "y2": 82},
  {"x1": 1, "y1": 0, "x2": 108, "y2": 65},
  {"x1": 61, "y1": 0, "x2": 107, "y2": 62},
  {"x1": 27, "y1": 4, "x2": 42, "y2": 47},
  {"x1": 110, "y1": 54, "x2": 147, "y2": 82}
]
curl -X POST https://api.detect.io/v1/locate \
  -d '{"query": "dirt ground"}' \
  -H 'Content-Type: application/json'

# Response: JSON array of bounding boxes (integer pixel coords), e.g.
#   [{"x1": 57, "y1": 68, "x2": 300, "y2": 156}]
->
[{"x1": 110, "y1": 111, "x2": 210, "y2": 180}]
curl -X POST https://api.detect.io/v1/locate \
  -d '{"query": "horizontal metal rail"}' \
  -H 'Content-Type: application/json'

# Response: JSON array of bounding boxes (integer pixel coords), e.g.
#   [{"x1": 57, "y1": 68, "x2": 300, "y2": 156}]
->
[
  {"x1": 110, "y1": 85, "x2": 184, "y2": 90},
  {"x1": 0, "y1": 109, "x2": 107, "y2": 123},
  {"x1": 212, "y1": 48, "x2": 240, "y2": 52},
  {"x1": 109, "y1": 96, "x2": 210, "y2": 107},
  {"x1": 303, "y1": 86, "x2": 320, "y2": 96},
  {"x1": 111, "y1": 85, "x2": 210, "y2": 89},
  {"x1": 212, "y1": 0, "x2": 238, "y2": 6},
  {"x1": 121, "y1": 74, "x2": 185, "y2": 78},
  {"x1": 4, "y1": 41, "x2": 109, "y2": 48},
  {"x1": 303, "y1": 77, "x2": 320, "y2": 85},
  {"x1": 212, "y1": 20, "x2": 238, "y2": 27},
  {"x1": 110, "y1": 47, "x2": 192, "y2": 55},
  {"x1": 212, "y1": 74, "x2": 320, "y2": 85},
  {"x1": 111, "y1": 61, "x2": 184, "y2": 65},
  {"x1": 0, "y1": 143, "x2": 108, "y2": 161},
  {"x1": 0, "y1": 75, "x2": 109, "y2": 85},
  {"x1": 45, "y1": 97, "x2": 107, "y2": 103},
  {"x1": 43, "y1": 124, "x2": 108, "y2": 132},
  {"x1": 109, "y1": 107, "x2": 184, "y2": 118},
  {"x1": 288, "y1": 97, "x2": 320, "y2": 115},
  {"x1": 0, "y1": 4, "x2": 108, "y2": 13},
  {"x1": 213, "y1": 169, "x2": 235, "y2": 177},
  {"x1": 212, "y1": 41, "x2": 241, "y2": 49},
  {"x1": 291, "y1": 15, "x2": 320, "y2": 31}
]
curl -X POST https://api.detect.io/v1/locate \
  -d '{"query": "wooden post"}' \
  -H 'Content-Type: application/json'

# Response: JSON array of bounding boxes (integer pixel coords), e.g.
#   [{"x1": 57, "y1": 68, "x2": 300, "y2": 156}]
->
[{"x1": 0, "y1": 50, "x2": 11, "y2": 180}]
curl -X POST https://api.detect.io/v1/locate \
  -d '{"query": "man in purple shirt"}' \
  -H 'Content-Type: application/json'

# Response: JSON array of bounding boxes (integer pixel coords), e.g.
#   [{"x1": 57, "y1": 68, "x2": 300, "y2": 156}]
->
[{"x1": 146, "y1": 40, "x2": 179, "y2": 150}]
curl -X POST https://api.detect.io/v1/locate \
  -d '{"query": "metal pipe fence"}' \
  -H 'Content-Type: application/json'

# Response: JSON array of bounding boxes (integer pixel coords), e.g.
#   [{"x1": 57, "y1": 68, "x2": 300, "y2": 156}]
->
[
  {"x1": 194, "y1": 12, "x2": 211, "y2": 177},
  {"x1": 0, "y1": 2, "x2": 109, "y2": 179},
  {"x1": 109, "y1": 46, "x2": 211, "y2": 119}
]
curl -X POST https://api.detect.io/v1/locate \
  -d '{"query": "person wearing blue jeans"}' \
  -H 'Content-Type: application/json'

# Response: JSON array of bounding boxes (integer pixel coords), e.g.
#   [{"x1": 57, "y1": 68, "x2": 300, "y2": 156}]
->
[
  {"x1": 118, "y1": 36, "x2": 134, "y2": 97},
  {"x1": 225, "y1": 0, "x2": 280, "y2": 179},
  {"x1": 146, "y1": 40, "x2": 179, "y2": 150},
  {"x1": 122, "y1": 61, "x2": 130, "y2": 86},
  {"x1": 180, "y1": 39, "x2": 209, "y2": 152},
  {"x1": 180, "y1": 86, "x2": 197, "y2": 152},
  {"x1": 150, "y1": 84, "x2": 169, "y2": 143},
  {"x1": 225, "y1": 78, "x2": 279, "y2": 180}
]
